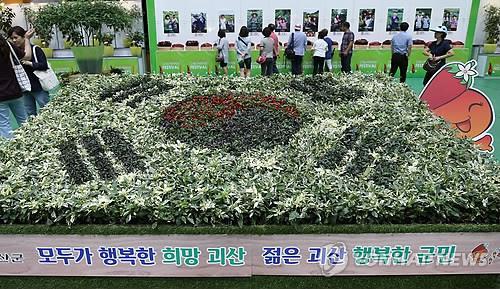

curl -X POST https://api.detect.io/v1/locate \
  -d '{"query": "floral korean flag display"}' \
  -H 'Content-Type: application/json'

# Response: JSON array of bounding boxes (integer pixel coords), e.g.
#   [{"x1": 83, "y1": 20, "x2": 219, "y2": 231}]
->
[{"x1": 0, "y1": 74, "x2": 498, "y2": 227}]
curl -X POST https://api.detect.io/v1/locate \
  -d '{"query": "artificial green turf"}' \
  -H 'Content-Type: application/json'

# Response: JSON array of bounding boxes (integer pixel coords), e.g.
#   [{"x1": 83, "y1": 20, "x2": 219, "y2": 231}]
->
[
  {"x1": 0, "y1": 275, "x2": 498, "y2": 289},
  {"x1": 0, "y1": 224, "x2": 499, "y2": 235}
]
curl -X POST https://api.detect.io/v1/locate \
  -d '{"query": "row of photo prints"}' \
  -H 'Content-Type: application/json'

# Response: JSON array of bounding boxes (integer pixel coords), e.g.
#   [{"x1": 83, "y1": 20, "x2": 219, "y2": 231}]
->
[{"x1": 163, "y1": 8, "x2": 460, "y2": 34}]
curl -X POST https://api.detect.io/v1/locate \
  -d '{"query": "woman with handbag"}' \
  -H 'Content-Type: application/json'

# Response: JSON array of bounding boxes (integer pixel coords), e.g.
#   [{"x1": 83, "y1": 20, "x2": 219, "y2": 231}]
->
[
  {"x1": 0, "y1": 30, "x2": 33, "y2": 139},
  {"x1": 236, "y1": 26, "x2": 252, "y2": 77},
  {"x1": 423, "y1": 26, "x2": 455, "y2": 86},
  {"x1": 9, "y1": 26, "x2": 52, "y2": 116},
  {"x1": 259, "y1": 27, "x2": 274, "y2": 77},
  {"x1": 216, "y1": 29, "x2": 229, "y2": 76}
]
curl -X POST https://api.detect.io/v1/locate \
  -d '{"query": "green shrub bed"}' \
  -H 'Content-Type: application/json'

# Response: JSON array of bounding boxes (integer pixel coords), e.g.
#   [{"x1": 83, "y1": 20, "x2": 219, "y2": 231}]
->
[{"x1": 0, "y1": 73, "x2": 498, "y2": 226}]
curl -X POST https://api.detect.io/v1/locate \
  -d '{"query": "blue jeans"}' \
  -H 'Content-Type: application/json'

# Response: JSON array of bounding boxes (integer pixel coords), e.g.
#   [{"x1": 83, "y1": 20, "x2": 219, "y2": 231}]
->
[
  {"x1": 24, "y1": 90, "x2": 50, "y2": 116},
  {"x1": 261, "y1": 58, "x2": 274, "y2": 77},
  {"x1": 0, "y1": 98, "x2": 28, "y2": 139}
]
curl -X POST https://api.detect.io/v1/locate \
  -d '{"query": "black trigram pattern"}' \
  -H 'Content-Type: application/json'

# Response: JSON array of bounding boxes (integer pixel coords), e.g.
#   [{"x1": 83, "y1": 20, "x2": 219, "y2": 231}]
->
[
  {"x1": 318, "y1": 126, "x2": 411, "y2": 188},
  {"x1": 81, "y1": 134, "x2": 117, "y2": 180},
  {"x1": 58, "y1": 128, "x2": 144, "y2": 185},
  {"x1": 58, "y1": 139, "x2": 93, "y2": 184},
  {"x1": 99, "y1": 76, "x2": 173, "y2": 108}
]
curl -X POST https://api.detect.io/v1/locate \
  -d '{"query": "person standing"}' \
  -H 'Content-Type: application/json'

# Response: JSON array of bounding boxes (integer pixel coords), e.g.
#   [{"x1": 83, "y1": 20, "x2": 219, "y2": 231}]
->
[
  {"x1": 9, "y1": 26, "x2": 50, "y2": 116},
  {"x1": 236, "y1": 26, "x2": 252, "y2": 77},
  {"x1": 391, "y1": 12, "x2": 400, "y2": 31},
  {"x1": 248, "y1": 13, "x2": 259, "y2": 32},
  {"x1": 340, "y1": 22, "x2": 354, "y2": 73},
  {"x1": 219, "y1": 15, "x2": 227, "y2": 31},
  {"x1": 312, "y1": 29, "x2": 328, "y2": 75},
  {"x1": 450, "y1": 16, "x2": 458, "y2": 31},
  {"x1": 287, "y1": 24, "x2": 307, "y2": 75},
  {"x1": 216, "y1": 29, "x2": 229, "y2": 75},
  {"x1": 389, "y1": 22, "x2": 412, "y2": 83},
  {"x1": 422, "y1": 15, "x2": 431, "y2": 31},
  {"x1": 423, "y1": 26, "x2": 454, "y2": 85},
  {"x1": 0, "y1": 31, "x2": 33, "y2": 139},
  {"x1": 259, "y1": 27, "x2": 274, "y2": 77},
  {"x1": 268, "y1": 23, "x2": 279, "y2": 74},
  {"x1": 170, "y1": 16, "x2": 179, "y2": 33},
  {"x1": 323, "y1": 29, "x2": 334, "y2": 72},
  {"x1": 415, "y1": 13, "x2": 423, "y2": 31}
]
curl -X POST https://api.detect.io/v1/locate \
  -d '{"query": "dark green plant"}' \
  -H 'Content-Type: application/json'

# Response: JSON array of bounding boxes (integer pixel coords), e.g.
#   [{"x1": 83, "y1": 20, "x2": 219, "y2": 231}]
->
[
  {"x1": 100, "y1": 32, "x2": 114, "y2": 46},
  {"x1": 0, "y1": 4, "x2": 15, "y2": 37},
  {"x1": 484, "y1": 4, "x2": 500, "y2": 44},
  {"x1": 129, "y1": 31, "x2": 144, "y2": 47},
  {"x1": 23, "y1": 6, "x2": 56, "y2": 48},
  {"x1": 37, "y1": 0, "x2": 135, "y2": 47}
]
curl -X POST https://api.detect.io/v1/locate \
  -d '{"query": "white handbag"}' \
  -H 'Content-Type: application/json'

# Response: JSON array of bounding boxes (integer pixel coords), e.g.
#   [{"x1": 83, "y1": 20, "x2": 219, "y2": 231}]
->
[
  {"x1": 32, "y1": 45, "x2": 59, "y2": 91},
  {"x1": 7, "y1": 42, "x2": 31, "y2": 92}
]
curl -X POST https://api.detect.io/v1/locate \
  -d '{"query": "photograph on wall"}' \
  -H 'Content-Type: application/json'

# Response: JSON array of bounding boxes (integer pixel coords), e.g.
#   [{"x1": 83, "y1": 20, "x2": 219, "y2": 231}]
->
[
  {"x1": 219, "y1": 14, "x2": 235, "y2": 33},
  {"x1": 163, "y1": 11, "x2": 179, "y2": 34},
  {"x1": 359, "y1": 9, "x2": 375, "y2": 32},
  {"x1": 247, "y1": 10, "x2": 263, "y2": 32},
  {"x1": 443, "y1": 8, "x2": 460, "y2": 31},
  {"x1": 386, "y1": 8, "x2": 403, "y2": 32},
  {"x1": 303, "y1": 10, "x2": 319, "y2": 33},
  {"x1": 275, "y1": 9, "x2": 291, "y2": 32},
  {"x1": 330, "y1": 9, "x2": 347, "y2": 32},
  {"x1": 191, "y1": 12, "x2": 207, "y2": 33},
  {"x1": 414, "y1": 8, "x2": 432, "y2": 31}
]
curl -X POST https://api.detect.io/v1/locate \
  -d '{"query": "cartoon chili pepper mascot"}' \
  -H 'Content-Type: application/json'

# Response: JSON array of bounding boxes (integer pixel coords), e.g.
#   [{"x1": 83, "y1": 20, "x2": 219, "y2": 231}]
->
[
  {"x1": 419, "y1": 60, "x2": 495, "y2": 152},
  {"x1": 471, "y1": 243, "x2": 488, "y2": 264}
]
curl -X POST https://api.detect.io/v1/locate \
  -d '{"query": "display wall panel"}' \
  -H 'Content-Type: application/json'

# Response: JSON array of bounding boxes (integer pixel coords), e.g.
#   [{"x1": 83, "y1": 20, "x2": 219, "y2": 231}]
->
[{"x1": 153, "y1": 0, "x2": 473, "y2": 46}]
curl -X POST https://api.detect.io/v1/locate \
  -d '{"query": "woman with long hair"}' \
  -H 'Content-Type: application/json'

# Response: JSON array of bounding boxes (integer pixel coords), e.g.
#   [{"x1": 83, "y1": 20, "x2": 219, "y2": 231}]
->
[
  {"x1": 9, "y1": 26, "x2": 50, "y2": 116},
  {"x1": 0, "y1": 29, "x2": 33, "y2": 139}
]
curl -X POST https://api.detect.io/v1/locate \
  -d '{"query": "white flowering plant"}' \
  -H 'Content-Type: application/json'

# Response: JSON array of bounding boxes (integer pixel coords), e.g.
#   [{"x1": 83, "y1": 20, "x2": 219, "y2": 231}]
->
[{"x1": 0, "y1": 73, "x2": 498, "y2": 226}]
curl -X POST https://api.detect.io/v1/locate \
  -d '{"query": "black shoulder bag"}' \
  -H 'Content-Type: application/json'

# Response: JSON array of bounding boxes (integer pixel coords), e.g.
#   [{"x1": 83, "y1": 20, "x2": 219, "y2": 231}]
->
[{"x1": 285, "y1": 33, "x2": 295, "y2": 60}]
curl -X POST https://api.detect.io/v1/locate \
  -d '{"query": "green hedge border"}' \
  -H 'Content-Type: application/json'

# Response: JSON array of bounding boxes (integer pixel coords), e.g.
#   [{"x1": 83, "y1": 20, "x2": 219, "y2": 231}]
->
[
  {"x1": 0, "y1": 275, "x2": 498, "y2": 289},
  {"x1": 0, "y1": 224, "x2": 499, "y2": 235}
]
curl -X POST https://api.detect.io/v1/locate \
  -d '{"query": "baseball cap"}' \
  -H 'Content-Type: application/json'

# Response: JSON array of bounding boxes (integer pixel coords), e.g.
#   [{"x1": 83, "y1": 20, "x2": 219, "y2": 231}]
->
[
  {"x1": 430, "y1": 26, "x2": 448, "y2": 33},
  {"x1": 294, "y1": 24, "x2": 301, "y2": 30}
]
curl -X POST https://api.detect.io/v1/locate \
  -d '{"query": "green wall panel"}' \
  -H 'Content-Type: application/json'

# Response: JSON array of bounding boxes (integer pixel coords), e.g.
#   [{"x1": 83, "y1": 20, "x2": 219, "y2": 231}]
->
[
  {"x1": 154, "y1": 48, "x2": 470, "y2": 77},
  {"x1": 48, "y1": 57, "x2": 141, "y2": 74}
]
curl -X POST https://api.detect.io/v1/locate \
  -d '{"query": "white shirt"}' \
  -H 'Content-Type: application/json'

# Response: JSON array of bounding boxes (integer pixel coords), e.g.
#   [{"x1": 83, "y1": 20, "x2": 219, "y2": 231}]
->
[
  {"x1": 219, "y1": 19, "x2": 226, "y2": 30},
  {"x1": 312, "y1": 39, "x2": 328, "y2": 57}
]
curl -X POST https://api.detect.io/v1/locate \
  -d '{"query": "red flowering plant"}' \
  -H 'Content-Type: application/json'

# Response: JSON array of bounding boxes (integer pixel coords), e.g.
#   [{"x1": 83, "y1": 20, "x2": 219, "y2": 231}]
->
[
  {"x1": 162, "y1": 94, "x2": 300, "y2": 129},
  {"x1": 161, "y1": 94, "x2": 301, "y2": 154}
]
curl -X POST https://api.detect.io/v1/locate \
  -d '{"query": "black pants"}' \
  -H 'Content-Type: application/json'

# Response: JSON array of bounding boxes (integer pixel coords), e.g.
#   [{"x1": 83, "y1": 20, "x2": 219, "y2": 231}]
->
[
  {"x1": 291, "y1": 55, "x2": 303, "y2": 75},
  {"x1": 340, "y1": 53, "x2": 352, "y2": 73},
  {"x1": 313, "y1": 56, "x2": 325, "y2": 75},
  {"x1": 389, "y1": 53, "x2": 409, "y2": 83},
  {"x1": 261, "y1": 58, "x2": 274, "y2": 76},
  {"x1": 272, "y1": 56, "x2": 279, "y2": 74}
]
